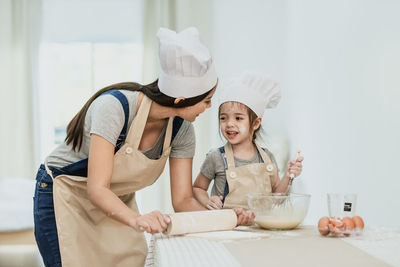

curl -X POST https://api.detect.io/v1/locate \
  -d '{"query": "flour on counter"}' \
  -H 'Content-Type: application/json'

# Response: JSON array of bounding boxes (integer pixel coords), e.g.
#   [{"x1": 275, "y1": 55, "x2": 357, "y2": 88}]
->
[{"x1": 185, "y1": 230, "x2": 270, "y2": 241}]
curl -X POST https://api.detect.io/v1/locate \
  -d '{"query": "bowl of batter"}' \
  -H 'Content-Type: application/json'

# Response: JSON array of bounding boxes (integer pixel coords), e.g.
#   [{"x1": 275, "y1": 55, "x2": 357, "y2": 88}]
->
[{"x1": 247, "y1": 193, "x2": 311, "y2": 230}]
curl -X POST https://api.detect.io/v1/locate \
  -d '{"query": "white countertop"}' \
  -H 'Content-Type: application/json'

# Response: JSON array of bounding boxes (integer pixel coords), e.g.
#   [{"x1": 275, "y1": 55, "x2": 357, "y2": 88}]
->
[
  {"x1": 145, "y1": 226, "x2": 400, "y2": 267},
  {"x1": 341, "y1": 226, "x2": 400, "y2": 266}
]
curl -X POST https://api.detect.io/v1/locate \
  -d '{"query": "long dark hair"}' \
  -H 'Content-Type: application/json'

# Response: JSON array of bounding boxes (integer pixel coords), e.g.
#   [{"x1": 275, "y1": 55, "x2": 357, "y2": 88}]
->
[{"x1": 66, "y1": 80, "x2": 213, "y2": 151}]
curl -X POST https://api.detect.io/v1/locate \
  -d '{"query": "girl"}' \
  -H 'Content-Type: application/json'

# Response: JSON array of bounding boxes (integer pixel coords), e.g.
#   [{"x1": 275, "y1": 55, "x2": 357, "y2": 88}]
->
[
  {"x1": 33, "y1": 27, "x2": 252, "y2": 267},
  {"x1": 193, "y1": 71, "x2": 304, "y2": 210}
]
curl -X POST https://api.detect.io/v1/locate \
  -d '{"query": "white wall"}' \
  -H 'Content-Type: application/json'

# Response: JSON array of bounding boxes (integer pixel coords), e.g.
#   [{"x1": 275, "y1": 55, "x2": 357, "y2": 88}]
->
[{"x1": 211, "y1": 0, "x2": 400, "y2": 227}]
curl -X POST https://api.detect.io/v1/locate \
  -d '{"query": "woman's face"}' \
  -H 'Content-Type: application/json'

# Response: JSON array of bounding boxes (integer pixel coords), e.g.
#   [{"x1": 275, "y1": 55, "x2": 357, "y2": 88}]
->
[{"x1": 177, "y1": 88, "x2": 216, "y2": 122}]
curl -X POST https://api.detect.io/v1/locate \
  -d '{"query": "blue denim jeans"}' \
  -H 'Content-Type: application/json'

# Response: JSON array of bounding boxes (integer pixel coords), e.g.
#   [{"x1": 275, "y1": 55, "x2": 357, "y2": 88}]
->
[{"x1": 33, "y1": 165, "x2": 62, "y2": 267}]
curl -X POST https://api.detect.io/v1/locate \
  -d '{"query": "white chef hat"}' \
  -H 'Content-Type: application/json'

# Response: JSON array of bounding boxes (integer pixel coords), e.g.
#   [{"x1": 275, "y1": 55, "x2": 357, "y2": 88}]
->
[
  {"x1": 157, "y1": 27, "x2": 218, "y2": 98},
  {"x1": 219, "y1": 71, "x2": 281, "y2": 117}
]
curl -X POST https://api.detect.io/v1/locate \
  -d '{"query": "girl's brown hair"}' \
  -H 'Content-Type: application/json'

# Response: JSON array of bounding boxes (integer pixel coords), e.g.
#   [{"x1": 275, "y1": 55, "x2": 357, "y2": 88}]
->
[
  {"x1": 218, "y1": 101, "x2": 261, "y2": 142},
  {"x1": 66, "y1": 80, "x2": 213, "y2": 151}
]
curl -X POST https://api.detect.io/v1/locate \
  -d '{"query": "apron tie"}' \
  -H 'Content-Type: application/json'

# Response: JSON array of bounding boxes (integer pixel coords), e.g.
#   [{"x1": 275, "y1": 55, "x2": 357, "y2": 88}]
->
[{"x1": 44, "y1": 158, "x2": 55, "y2": 180}]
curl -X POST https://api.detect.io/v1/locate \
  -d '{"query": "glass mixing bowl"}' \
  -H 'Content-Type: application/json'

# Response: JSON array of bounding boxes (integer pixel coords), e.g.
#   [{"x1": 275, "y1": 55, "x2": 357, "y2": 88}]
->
[{"x1": 247, "y1": 193, "x2": 311, "y2": 230}]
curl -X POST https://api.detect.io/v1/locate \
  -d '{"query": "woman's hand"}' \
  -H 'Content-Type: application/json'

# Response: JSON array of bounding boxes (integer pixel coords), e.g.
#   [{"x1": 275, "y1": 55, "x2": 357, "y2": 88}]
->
[
  {"x1": 233, "y1": 208, "x2": 255, "y2": 226},
  {"x1": 130, "y1": 211, "x2": 170, "y2": 234},
  {"x1": 285, "y1": 156, "x2": 304, "y2": 178},
  {"x1": 206, "y1": 196, "x2": 223, "y2": 210}
]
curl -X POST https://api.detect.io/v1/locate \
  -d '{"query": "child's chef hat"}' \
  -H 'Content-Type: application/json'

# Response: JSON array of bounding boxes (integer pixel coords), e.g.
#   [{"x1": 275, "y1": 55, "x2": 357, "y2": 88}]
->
[
  {"x1": 219, "y1": 71, "x2": 281, "y2": 117},
  {"x1": 157, "y1": 27, "x2": 218, "y2": 98}
]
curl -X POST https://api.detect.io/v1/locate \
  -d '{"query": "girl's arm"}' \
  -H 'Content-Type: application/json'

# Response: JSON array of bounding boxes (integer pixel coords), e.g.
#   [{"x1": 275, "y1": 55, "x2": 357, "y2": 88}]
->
[
  {"x1": 193, "y1": 173, "x2": 223, "y2": 209},
  {"x1": 272, "y1": 157, "x2": 304, "y2": 193},
  {"x1": 87, "y1": 134, "x2": 169, "y2": 234},
  {"x1": 169, "y1": 157, "x2": 206, "y2": 211},
  {"x1": 272, "y1": 173, "x2": 290, "y2": 193}
]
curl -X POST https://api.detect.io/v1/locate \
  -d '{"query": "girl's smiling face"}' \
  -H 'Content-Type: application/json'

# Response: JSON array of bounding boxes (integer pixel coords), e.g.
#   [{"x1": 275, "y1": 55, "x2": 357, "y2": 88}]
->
[{"x1": 219, "y1": 102, "x2": 260, "y2": 145}]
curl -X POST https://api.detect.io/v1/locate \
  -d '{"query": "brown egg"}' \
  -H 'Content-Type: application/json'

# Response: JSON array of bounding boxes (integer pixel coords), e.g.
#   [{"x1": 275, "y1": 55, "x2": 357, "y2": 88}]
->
[
  {"x1": 327, "y1": 223, "x2": 342, "y2": 236},
  {"x1": 342, "y1": 217, "x2": 355, "y2": 236},
  {"x1": 334, "y1": 226, "x2": 345, "y2": 236},
  {"x1": 328, "y1": 223, "x2": 334, "y2": 232},
  {"x1": 327, "y1": 217, "x2": 345, "y2": 236},
  {"x1": 352, "y1": 216, "x2": 365, "y2": 230},
  {"x1": 330, "y1": 217, "x2": 344, "y2": 228},
  {"x1": 318, "y1": 217, "x2": 330, "y2": 236}
]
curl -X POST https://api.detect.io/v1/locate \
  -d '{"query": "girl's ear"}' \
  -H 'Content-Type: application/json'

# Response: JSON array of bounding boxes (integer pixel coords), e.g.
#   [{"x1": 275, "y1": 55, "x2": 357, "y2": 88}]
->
[{"x1": 253, "y1": 117, "x2": 262, "y2": 131}]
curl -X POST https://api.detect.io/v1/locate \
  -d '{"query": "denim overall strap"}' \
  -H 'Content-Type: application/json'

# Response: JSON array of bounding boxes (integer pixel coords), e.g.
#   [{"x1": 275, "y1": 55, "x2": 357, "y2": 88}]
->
[
  {"x1": 103, "y1": 90, "x2": 130, "y2": 151},
  {"x1": 219, "y1": 146, "x2": 230, "y2": 204},
  {"x1": 45, "y1": 90, "x2": 130, "y2": 179},
  {"x1": 159, "y1": 116, "x2": 184, "y2": 156},
  {"x1": 172, "y1": 116, "x2": 184, "y2": 142}
]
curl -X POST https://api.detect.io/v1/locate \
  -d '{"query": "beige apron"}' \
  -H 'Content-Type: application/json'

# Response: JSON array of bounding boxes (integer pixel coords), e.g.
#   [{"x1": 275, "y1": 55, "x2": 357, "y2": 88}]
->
[
  {"x1": 45, "y1": 95, "x2": 173, "y2": 267},
  {"x1": 223, "y1": 143, "x2": 279, "y2": 209}
]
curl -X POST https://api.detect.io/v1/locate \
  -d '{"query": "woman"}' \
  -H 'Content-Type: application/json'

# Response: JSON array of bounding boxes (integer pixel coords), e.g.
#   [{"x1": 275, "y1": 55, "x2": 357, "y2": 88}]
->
[{"x1": 33, "y1": 27, "x2": 253, "y2": 267}]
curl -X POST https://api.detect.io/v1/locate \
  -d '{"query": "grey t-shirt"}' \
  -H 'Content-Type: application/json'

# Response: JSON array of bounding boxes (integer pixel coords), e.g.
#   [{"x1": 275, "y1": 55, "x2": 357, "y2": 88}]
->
[
  {"x1": 47, "y1": 90, "x2": 195, "y2": 168},
  {"x1": 200, "y1": 147, "x2": 279, "y2": 197}
]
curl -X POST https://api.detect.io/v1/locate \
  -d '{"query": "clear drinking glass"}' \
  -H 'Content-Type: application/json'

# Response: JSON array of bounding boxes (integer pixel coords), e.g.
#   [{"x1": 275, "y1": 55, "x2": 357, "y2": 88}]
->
[{"x1": 327, "y1": 193, "x2": 357, "y2": 218}]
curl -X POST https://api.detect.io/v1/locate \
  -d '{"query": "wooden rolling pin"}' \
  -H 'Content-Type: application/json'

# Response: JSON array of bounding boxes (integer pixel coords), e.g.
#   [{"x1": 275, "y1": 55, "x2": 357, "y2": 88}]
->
[{"x1": 165, "y1": 209, "x2": 237, "y2": 236}]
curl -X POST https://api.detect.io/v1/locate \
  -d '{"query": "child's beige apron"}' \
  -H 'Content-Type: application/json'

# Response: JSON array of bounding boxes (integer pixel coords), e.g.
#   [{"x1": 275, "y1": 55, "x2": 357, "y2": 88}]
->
[
  {"x1": 45, "y1": 95, "x2": 173, "y2": 267},
  {"x1": 223, "y1": 143, "x2": 279, "y2": 209}
]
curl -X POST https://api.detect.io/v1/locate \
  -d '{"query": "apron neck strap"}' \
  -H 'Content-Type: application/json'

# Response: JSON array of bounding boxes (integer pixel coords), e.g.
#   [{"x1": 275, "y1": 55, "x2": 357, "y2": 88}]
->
[
  {"x1": 254, "y1": 143, "x2": 273, "y2": 165},
  {"x1": 127, "y1": 95, "x2": 152, "y2": 149},
  {"x1": 162, "y1": 117, "x2": 173, "y2": 151},
  {"x1": 126, "y1": 95, "x2": 173, "y2": 150},
  {"x1": 224, "y1": 143, "x2": 236, "y2": 168}
]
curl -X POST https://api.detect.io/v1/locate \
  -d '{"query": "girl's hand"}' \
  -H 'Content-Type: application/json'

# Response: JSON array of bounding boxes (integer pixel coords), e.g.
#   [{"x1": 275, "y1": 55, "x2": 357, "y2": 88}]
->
[
  {"x1": 233, "y1": 208, "x2": 255, "y2": 225},
  {"x1": 285, "y1": 156, "x2": 304, "y2": 178},
  {"x1": 206, "y1": 196, "x2": 223, "y2": 210},
  {"x1": 130, "y1": 211, "x2": 170, "y2": 234}
]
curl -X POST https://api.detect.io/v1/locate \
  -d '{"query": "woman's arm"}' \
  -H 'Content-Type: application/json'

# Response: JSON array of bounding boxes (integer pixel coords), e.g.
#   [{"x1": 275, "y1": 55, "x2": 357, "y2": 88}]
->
[
  {"x1": 170, "y1": 157, "x2": 254, "y2": 225},
  {"x1": 193, "y1": 174, "x2": 223, "y2": 209},
  {"x1": 192, "y1": 173, "x2": 211, "y2": 207},
  {"x1": 87, "y1": 134, "x2": 169, "y2": 233},
  {"x1": 169, "y1": 157, "x2": 206, "y2": 211}
]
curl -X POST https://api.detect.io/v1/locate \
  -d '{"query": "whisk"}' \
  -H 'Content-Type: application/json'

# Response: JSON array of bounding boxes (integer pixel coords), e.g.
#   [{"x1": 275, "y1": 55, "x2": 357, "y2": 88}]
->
[
  {"x1": 286, "y1": 150, "x2": 301, "y2": 195},
  {"x1": 277, "y1": 150, "x2": 302, "y2": 212}
]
